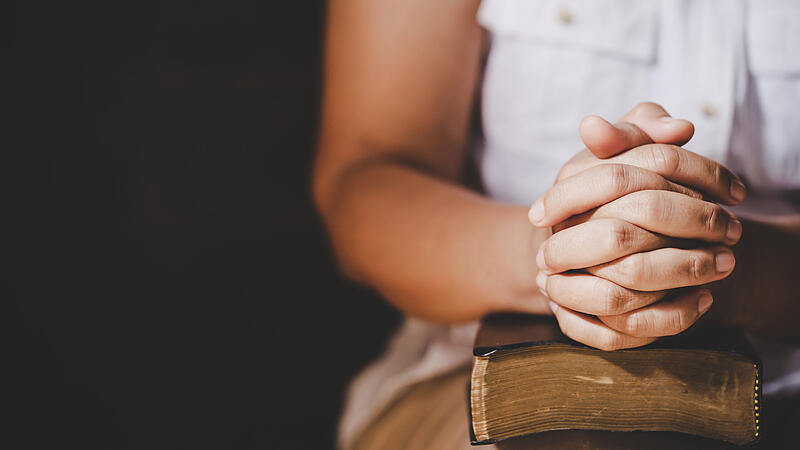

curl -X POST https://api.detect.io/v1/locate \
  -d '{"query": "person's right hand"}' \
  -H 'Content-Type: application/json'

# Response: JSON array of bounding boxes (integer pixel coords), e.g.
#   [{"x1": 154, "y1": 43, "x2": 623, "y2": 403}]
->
[{"x1": 528, "y1": 103, "x2": 747, "y2": 350}]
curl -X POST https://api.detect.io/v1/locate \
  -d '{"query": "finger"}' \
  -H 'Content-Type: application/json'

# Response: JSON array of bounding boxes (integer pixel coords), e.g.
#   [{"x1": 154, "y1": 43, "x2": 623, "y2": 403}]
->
[
  {"x1": 599, "y1": 288, "x2": 713, "y2": 337},
  {"x1": 537, "y1": 219, "x2": 677, "y2": 273},
  {"x1": 529, "y1": 163, "x2": 703, "y2": 227},
  {"x1": 579, "y1": 115, "x2": 653, "y2": 159},
  {"x1": 551, "y1": 209, "x2": 596, "y2": 234},
  {"x1": 550, "y1": 301, "x2": 656, "y2": 351},
  {"x1": 616, "y1": 144, "x2": 745, "y2": 205},
  {"x1": 579, "y1": 190, "x2": 742, "y2": 245},
  {"x1": 579, "y1": 102, "x2": 694, "y2": 159},
  {"x1": 617, "y1": 102, "x2": 695, "y2": 146},
  {"x1": 537, "y1": 271, "x2": 668, "y2": 315},
  {"x1": 587, "y1": 245, "x2": 736, "y2": 291},
  {"x1": 560, "y1": 144, "x2": 746, "y2": 205}
]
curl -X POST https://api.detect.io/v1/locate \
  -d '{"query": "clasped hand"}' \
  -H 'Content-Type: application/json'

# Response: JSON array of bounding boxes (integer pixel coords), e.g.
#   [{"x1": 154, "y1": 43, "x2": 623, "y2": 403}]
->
[{"x1": 529, "y1": 103, "x2": 747, "y2": 350}]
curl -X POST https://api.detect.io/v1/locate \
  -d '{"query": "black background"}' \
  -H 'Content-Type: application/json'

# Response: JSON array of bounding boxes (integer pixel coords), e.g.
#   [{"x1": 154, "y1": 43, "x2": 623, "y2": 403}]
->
[{"x1": 11, "y1": 1, "x2": 399, "y2": 448}]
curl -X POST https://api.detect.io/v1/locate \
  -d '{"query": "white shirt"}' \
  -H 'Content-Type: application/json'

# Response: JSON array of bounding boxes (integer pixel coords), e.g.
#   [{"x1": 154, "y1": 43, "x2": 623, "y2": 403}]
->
[{"x1": 338, "y1": 1, "x2": 800, "y2": 448}]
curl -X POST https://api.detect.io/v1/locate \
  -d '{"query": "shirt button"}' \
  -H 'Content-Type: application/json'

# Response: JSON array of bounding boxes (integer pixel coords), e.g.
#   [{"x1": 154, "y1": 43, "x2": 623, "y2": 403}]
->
[
  {"x1": 557, "y1": 6, "x2": 573, "y2": 24},
  {"x1": 701, "y1": 102, "x2": 718, "y2": 118}
]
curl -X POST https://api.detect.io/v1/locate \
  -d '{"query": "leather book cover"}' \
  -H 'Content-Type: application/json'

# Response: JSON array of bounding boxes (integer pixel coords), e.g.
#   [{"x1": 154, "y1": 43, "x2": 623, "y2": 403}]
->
[{"x1": 473, "y1": 313, "x2": 761, "y2": 362}]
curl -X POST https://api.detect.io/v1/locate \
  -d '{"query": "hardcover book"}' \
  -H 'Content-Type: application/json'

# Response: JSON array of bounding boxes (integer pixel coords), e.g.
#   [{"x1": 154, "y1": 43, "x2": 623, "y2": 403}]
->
[{"x1": 469, "y1": 314, "x2": 761, "y2": 446}]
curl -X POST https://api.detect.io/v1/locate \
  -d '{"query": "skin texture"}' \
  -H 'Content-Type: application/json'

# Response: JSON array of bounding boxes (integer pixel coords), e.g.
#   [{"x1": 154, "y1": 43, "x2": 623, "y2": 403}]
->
[
  {"x1": 316, "y1": 1, "x2": 800, "y2": 346},
  {"x1": 526, "y1": 103, "x2": 741, "y2": 349},
  {"x1": 314, "y1": 0, "x2": 549, "y2": 322},
  {"x1": 532, "y1": 103, "x2": 800, "y2": 347}
]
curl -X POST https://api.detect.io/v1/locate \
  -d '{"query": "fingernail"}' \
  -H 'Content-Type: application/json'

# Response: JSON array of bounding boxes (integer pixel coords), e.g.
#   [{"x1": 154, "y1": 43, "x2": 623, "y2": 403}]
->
[
  {"x1": 730, "y1": 179, "x2": 747, "y2": 202},
  {"x1": 659, "y1": 116, "x2": 678, "y2": 124},
  {"x1": 716, "y1": 252, "x2": 735, "y2": 273},
  {"x1": 528, "y1": 199, "x2": 545, "y2": 225},
  {"x1": 536, "y1": 271, "x2": 547, "y2": 291},
  {"x1": 726, "y1": 219, "x2": 742, "y2": 242},
  {"x1": 697, "y1": 293, "x2": 713, "y2": 314},
  {"x1": 548, "y1": 300, "x2": 559, "y2": 314}
]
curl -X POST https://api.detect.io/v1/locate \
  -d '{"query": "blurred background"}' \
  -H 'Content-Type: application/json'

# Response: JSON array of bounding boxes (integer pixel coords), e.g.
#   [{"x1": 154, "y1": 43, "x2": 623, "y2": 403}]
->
[{"x1": 11, "y1": 1, "x2": 399, "y2": 448}]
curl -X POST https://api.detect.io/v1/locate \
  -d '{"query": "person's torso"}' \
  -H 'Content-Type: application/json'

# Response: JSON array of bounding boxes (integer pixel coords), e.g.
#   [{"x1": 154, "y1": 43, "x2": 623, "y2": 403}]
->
[
  {"x1": 338, "y1": 2, "x2": 800, "y2": 446},
  {"x1": 477, "y1": 0, "x2": 800, "y2": 205}
]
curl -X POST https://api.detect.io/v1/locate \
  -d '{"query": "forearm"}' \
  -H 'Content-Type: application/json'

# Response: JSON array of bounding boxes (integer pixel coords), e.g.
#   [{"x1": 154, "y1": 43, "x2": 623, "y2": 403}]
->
[
  {"x1": 712, "y1": 215, "x2": 800, "y2": 342},
  {"x1": 317, "y1": 159, "x2": 550, "y2": 323}
]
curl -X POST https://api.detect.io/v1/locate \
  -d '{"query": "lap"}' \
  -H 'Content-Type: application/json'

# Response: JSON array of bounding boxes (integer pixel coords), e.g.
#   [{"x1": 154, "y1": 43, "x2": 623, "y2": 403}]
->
[
  {"x1": 353, "y1": 367, "x2": 489, "y2": 450},
  {"x1": 352, "y1": 367, "x2": 798, "y2": 450}
]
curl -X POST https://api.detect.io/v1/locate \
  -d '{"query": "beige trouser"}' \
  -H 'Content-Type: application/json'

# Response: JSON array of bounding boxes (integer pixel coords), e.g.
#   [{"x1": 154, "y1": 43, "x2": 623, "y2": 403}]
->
[
  {"x1": 351, "y1": 367, "x2": 798, "y2": 450},
  {"x1": 352, "y1": 367, "x2": 496, "y2": 450}
]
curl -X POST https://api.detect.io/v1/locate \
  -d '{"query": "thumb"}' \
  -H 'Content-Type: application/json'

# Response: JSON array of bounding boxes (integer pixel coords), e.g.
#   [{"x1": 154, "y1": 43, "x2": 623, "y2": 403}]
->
[{"x1": 580, "y1": 102, "x2": 695, "y2": 159}]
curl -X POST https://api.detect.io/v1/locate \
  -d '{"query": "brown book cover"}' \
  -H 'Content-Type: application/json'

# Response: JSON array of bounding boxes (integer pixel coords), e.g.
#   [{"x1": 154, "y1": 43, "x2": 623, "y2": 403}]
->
[{"x1": 469, "y1": 314, "x2": 762, "y2": 446}]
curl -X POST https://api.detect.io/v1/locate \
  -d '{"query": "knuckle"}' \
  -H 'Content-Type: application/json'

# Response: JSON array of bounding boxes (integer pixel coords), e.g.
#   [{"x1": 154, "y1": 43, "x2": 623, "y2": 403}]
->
[
  {"x1": 634, "y1": 190, "x2": 665, "y2": 223},
  {"x1": 617, "y1": 254, "x2": 644, "y2": 287},
  {"x1": 709, "y1": 161, "x2": 724, "y2": 187},
  {"x1": 558, "y1": 151, "x2": 590, "y2": 181},
  {"x1": 700, "y1": 204, "x2": 722, "y2": 234},
  {"x1": 685, "y1": 187, "x2": 704, "y2": 199},
  {"x1": 685, "y1": 253, "x2": 711, "y2": 283},
  {"x1": 544, "y1": 187, "x2": 566, "y2": 213},
  {"x1": 700, "y1": 205, "x2": 727, "y2": 234},
  {"x1": 600, "y1": 281, "x2": 625, "y2": 315},
  {"x1": 662, "y1": 308, "x2": 693, "y2": 336},
  {"x1": 671, "y1": 309, "x2": 693, "y2": 334},
  {"x1": 648, "y1": 144, "x2": 681, "y2": 176},
  {"x1": 608, "y1": 220, "x2": 636, "y2": 253},
  {"x1": 556, "y1": 165, "x2": 572, "y2": 183},
  {"x1": 625, "y1": 312, "x2": 649, "y2": 336},
  {"x1": 604, "y1": 164, "x2": 631, "y2": 195},
  {"x1": 631, "y1": 101, "x2": 660, "y2": 118}
]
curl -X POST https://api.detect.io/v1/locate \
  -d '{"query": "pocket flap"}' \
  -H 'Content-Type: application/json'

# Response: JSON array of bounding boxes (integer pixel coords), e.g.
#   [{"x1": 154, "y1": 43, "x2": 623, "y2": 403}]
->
[
  {"x1": 747, "y1": 2, "x2": 800, "y2": 76},
  {"x1": 478, "y1": 0, "x2": 656, "y2": 63}
]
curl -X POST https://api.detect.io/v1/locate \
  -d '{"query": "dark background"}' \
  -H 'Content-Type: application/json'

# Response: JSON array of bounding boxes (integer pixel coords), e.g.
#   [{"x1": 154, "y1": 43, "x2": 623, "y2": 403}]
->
[{"x1": 11, "y1": 1, "x2": 399, "y2": 448}]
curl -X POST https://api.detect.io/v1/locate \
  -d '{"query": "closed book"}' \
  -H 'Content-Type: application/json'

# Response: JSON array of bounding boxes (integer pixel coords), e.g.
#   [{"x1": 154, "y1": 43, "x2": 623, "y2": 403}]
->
[{"x1": 469, "y1": 314, "x2": 761, "y2": 446}]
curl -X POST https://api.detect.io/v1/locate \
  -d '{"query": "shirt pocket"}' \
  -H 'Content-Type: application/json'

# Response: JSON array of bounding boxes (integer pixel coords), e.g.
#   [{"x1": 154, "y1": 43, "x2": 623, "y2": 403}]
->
[
  {"x1": 478, "y1": 0, "x2": 657, "y2": 168},
  {"x1": 745, "y1": 0, "x2": 800, "y2": 188},
  {"x1": 747, "y1": 0, "x2": 800, "y2": 76}
]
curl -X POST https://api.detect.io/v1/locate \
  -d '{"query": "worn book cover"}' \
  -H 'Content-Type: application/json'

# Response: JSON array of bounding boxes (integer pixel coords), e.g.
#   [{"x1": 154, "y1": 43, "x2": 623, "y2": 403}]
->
[{"x1": 469, "y1": 314, "x2": 762, "y2": 446}]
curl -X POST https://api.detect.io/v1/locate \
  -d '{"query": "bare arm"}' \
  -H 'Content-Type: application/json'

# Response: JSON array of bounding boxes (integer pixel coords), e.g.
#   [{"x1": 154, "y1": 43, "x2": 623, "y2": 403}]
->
[{"x1": 313, "y1": 0, "x2": 549, "y2": 322}]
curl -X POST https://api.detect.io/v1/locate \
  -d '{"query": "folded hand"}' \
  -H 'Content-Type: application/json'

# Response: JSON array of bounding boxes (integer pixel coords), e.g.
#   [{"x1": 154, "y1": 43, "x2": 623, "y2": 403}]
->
[{"x1": 530, "y1": 103, "x2": 746, "y2": 350}]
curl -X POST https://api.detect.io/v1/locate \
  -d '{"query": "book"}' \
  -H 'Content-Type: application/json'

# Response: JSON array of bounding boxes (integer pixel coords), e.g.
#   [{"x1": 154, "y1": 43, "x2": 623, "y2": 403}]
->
[{"x1": 469, "y1": 314, "x2": 761, "y2": 446}]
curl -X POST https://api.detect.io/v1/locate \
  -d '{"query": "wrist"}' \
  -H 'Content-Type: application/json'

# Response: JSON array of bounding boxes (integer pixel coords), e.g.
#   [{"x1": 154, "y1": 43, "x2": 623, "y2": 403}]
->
[{"x1": 492, "y1": 206, "x2": 551, "y2": 315}]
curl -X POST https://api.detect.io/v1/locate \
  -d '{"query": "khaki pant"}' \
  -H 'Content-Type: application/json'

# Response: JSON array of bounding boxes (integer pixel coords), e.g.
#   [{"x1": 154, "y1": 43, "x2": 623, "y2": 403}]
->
[
  {"x1": 351, "y1": 367, "x2": 798, "y2": 450},
  {"x1": 353, "y1": 367, "x2": 494, "y2": 450}
]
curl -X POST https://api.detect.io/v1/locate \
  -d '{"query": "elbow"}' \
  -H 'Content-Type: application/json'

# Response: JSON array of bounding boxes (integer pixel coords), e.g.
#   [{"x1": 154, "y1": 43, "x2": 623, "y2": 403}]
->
[
  {"x1": 310, "y1": 145, "x2": 366, "y2": 283},
  {"x1": 310, "y1": 147, "x2": 332, "y2": 225},
  {"x1": 310, "y1": 137, "x2": 358, "y2": 226}
]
